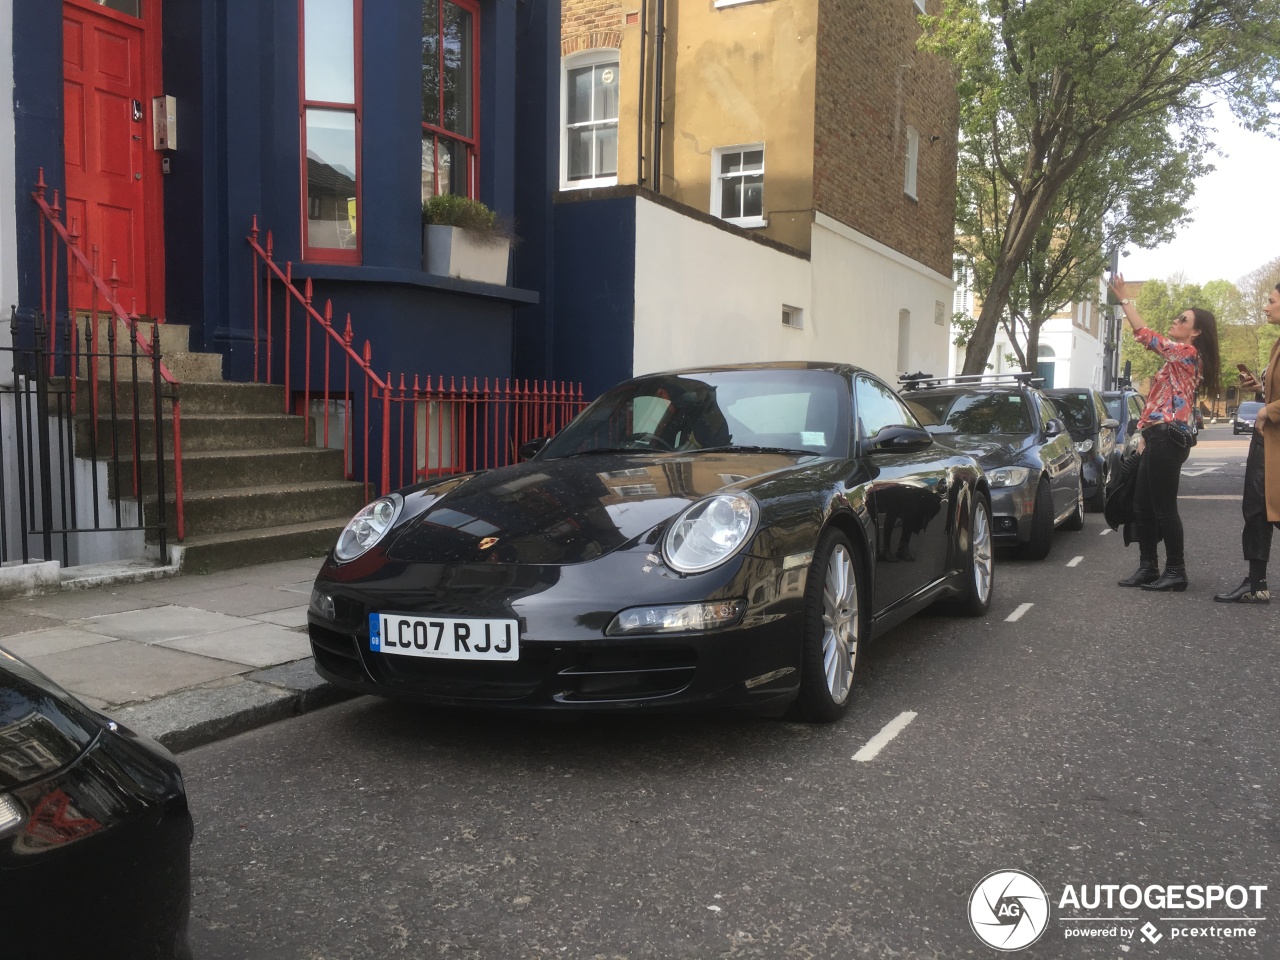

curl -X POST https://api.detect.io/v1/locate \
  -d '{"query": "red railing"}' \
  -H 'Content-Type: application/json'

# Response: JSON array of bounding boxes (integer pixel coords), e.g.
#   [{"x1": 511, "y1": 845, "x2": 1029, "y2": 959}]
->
[
  {"x1": 248, "y1": 219, "x2": 586, "y2": 498},
  {"x1": 31, "y1": 170, "x2": 185, "y2": 542}
]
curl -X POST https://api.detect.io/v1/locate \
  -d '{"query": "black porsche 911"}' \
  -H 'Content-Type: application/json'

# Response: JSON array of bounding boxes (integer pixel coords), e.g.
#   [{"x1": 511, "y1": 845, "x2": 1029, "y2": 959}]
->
[{"x1": 308, "y1": 362, "x2": 994, "y2": 721}]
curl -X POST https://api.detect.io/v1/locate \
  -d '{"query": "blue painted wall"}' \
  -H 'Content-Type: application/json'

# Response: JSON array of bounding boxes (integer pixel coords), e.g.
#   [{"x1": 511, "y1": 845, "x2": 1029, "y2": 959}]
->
[{"x1": 552, "y1": 195, "x2": 637, "y2": 399}]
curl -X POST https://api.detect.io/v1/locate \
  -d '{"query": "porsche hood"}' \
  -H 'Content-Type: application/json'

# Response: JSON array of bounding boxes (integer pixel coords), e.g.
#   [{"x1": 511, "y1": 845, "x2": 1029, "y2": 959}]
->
[{"x1": 384, "y1": 450, "x2": 818, "y2": 565}]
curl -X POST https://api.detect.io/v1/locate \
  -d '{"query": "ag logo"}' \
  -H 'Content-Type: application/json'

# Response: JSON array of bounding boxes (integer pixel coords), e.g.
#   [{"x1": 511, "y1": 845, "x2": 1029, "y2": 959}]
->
[{"x1": 968, "y1": 870, "x2": 1050, "y2": 951}]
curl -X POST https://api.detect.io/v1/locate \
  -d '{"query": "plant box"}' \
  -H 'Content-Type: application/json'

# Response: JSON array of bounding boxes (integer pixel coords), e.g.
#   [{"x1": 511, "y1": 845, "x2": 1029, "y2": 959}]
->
[{"x1": 423, "y1": 224, "x2": 511, "y2": 285}]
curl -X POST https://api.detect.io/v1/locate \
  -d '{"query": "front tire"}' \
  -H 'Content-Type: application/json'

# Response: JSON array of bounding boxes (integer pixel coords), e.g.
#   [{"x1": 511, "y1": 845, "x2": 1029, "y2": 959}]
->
[
  {"x1": 791, "y1": 529, "x2": 861, "y2": 723},
  {"x1": 1063, "y1": 474, "x2": 1086, "y2": 531},
  {"x1": 1019, "y1": 479, "x2": 1054, "y2": 560}
]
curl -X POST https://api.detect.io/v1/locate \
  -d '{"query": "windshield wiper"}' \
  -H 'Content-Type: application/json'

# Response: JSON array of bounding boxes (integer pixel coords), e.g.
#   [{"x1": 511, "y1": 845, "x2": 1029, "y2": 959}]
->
[{"x1": 695, "y1": 444, "x2": 812, "y2": 455}]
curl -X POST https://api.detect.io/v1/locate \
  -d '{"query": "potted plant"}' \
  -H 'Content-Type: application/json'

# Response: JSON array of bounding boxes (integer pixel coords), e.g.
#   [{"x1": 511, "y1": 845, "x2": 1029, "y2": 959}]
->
[{"x1": 422, "y1": 194, "x2": 515, "y2": 285}]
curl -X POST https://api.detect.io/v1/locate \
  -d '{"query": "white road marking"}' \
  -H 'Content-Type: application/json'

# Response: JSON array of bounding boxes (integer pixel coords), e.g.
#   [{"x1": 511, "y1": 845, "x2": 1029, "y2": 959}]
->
[
  {"x1": 1006, "y1": 602, "x2": 1034, "y2": 622},
  {"x1": 1182, "y1": 462, "x2": 1227, "y2": 477},
  {"x1": 853, "y1": 711, "x2": 917, "y2": 762},
  {"x1": 1100, "y1": 528, "x2": 1112, "y2": 536},
  {"x1": 1067, "y1": 556, "x2": 1083, "y2": 567}
]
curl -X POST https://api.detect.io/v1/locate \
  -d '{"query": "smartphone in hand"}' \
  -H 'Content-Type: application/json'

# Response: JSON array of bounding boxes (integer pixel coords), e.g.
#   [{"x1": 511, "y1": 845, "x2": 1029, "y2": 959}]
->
[{"x1": 1237, "y1": 363, "x2": 1255, "y2": 379}]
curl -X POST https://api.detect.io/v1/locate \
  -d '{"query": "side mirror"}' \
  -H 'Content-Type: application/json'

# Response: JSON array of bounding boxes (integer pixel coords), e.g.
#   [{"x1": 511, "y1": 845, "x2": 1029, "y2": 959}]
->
[
  {"x1": 1101, "y1": 418, "x2": 1120, "y2": 431},
  {"x1": 1044, "y1": 418, "x2": 1066, "y2": 438},
  {"x1": 518, "y1": 437, "x2": 549, "y2": 460},
  {"x1": 865, "y1": 424, "x2": 933, "y2": 455}
]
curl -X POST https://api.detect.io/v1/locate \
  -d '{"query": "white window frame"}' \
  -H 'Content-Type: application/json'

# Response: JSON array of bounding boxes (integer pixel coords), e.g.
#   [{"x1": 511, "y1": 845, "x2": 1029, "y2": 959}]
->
[
  {"x1": 560, "y1": 49, "x2": 620, "y2": 190},
  {"x1": 711, "y1": 143, "x2": 766, "y2": 228},
  {"x1": 904, "y1": 126, "x2": 920, "y2": 199},
  {"x1": 715, "y1": 0, "x2": 773, "y2": 7}
]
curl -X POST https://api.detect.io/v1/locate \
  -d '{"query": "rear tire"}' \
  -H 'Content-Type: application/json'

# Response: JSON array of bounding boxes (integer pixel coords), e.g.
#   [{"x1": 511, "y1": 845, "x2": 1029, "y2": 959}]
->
[
  {"x1": 1019, "y1": 480, "x2": 1053, "y2": 560},
  {"x1": 957, "y1": 495, "x2": 994, "y2": 616},
  {"x1": 791, "y1": 529, "x2": 861, "y2": 723}
]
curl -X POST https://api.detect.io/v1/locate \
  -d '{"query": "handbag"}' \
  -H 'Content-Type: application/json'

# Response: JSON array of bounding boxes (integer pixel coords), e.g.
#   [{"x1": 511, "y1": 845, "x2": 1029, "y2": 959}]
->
[{"x1": 1104, "y1": 450, "x2": 1140, "y2": 545}]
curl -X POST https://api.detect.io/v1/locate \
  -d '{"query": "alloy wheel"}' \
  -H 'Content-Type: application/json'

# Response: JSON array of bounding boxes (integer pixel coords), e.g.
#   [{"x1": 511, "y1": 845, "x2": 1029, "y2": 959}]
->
[{"x1": 822, "y1": 544, "x2": 859, "y2": 703}]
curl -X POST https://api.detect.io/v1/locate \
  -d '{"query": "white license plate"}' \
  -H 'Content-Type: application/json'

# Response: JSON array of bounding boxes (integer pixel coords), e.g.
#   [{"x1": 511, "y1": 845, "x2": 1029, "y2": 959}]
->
[{"x1": 370, "y1": 613, "x2": 519, "y2": 661}]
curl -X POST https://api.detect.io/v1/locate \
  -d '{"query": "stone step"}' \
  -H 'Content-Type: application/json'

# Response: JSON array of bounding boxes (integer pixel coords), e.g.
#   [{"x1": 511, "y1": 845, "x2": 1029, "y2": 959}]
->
[
  {"x1": 146, "y1": 480, "x2": 367, "y2": 541},
  {"x1": 72, "y1": 318, "x2": 223, "y2": 382},
  {"x1": 78, "y1": 412, "x2": 307, "y2": 457},
  {"x1": 107, "y1": 447, "x2": 352, "y2": 499},
  {"x1": 72, "y1": 379, "x2": 286, "y2": 417},
  {"x1": 174, "y1": 518, "x2": 348, "y2": 575},
  {"x1": 73, "y1": 316, "x2": 193, "y2": 354}
]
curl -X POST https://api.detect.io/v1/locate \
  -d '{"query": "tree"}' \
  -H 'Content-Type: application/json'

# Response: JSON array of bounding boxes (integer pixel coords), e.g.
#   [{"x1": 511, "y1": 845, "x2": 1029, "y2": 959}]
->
[
  {"x1": 922, "y1": 0, "x2": 1280, "y2": 376},
  {"x1": 959, "y1": 112, "x2": 1207, "y2": 373}
]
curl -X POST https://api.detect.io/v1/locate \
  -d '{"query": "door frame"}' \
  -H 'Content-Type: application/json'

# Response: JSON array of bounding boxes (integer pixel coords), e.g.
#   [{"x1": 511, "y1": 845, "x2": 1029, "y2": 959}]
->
[{"x1": 63, "y1": 0, "x2": 165, "y2": 319}]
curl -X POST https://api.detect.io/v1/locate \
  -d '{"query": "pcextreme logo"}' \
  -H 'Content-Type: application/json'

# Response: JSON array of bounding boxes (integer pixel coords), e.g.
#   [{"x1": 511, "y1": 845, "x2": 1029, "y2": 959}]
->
[
  {"x1": 968, "y1": 872, "x2": 1268, "y2": 950},
  {"x1": 969, "y1": 870, "x2": 1051, "y2": 951}
]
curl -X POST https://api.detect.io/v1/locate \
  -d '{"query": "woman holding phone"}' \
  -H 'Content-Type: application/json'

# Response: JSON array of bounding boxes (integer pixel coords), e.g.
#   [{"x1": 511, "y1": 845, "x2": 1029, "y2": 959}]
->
[
  {"x1": 1108, "y1": 275, "x2": 1221, "y2": 592},
  {"x1": 1215, "y1": 281, "x2": 1280, "y2": 604}
]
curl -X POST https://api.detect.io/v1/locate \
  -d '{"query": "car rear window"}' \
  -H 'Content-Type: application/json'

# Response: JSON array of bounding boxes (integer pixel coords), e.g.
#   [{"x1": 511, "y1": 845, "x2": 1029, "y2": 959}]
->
[
  {"x1": 906, "y1": 390, "x2": 1031, "y2": 435},
  {"x1": 1238, "y1": 401, "x2": 1263, "y2": 418}
]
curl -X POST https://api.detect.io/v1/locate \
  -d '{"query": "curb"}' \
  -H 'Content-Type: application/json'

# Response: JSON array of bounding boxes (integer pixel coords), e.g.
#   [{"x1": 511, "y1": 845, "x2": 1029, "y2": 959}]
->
[{"x1": 114, "y1": 657, "x2": 357, "y2": 754}]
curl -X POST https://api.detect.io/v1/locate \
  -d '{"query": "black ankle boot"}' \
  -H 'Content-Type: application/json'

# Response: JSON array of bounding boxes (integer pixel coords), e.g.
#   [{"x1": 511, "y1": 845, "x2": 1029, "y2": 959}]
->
[
  {"x1": 1213, "y1": 578, "x2": 1270, "y2": 604},
  {"x1": 1118, "y1": 558, "x2": 1159, "y2": 587},
  {"x1": 1141, "y1": 565, "x2": 1188, "y2": 592}
]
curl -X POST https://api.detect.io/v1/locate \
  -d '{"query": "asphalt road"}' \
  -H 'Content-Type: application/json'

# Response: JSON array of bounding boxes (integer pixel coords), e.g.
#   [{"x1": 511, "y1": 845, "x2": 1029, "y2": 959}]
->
[{"x1": 182, "y1": 424, "x2": 1278, "y2": 960}]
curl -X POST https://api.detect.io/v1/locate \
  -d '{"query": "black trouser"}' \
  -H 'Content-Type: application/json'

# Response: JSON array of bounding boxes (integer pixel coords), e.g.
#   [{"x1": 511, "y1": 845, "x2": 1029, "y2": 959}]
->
[
  {"x1": 1133, "y1": 425, "x2": 1192, "y2": 566},
  {"x1": 1242, "y1": 430, "x2": 1278, "y2": 562}
]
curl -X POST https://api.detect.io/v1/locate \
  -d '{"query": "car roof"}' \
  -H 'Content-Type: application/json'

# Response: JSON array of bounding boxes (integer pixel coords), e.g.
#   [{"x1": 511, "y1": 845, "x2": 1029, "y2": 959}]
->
[{"x1": 638, "y1": 360, "x2": 868, "y2": 379}]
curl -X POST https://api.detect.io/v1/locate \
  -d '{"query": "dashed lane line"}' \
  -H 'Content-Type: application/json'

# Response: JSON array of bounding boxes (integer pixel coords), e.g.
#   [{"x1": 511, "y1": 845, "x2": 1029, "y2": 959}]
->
[
  {"x1": 853, "y1": 711, "x2": 918, "y2": 762},
  {"x1": 1006, "y1": 602, "x2": 1034, "y2": 622},
  {"x1": 1067, "y1": 556, "x2": 1083, "y2": 567}
]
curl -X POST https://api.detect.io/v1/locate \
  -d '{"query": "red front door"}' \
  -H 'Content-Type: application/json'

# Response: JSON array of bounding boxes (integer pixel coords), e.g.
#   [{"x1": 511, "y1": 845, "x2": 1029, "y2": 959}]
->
[{"x1": 62, "y1": 0, "x2": 163, "y2": 317}]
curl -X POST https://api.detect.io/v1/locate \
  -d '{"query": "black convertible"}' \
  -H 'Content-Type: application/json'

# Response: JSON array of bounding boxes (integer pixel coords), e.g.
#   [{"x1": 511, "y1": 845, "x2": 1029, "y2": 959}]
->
[{"x1": 309, "y1": 362, "x2": 994, "y2": 721}]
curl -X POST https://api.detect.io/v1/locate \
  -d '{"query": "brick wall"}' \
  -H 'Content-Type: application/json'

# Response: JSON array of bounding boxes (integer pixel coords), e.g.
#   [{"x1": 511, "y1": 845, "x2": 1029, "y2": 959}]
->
[
  {"x1": 814, "y1": 0, "x2": 958, "y2": 276},
  {"x1": 561, "y1": 0, "x2": 624, "y2": 55}
]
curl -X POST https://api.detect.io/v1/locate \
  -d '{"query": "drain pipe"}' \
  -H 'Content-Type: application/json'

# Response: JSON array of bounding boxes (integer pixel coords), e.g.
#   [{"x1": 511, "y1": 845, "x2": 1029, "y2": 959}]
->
[
  {"x1": 652, "y1": 0, "x2": 666, "y2": 194},
  {"x1": 638, "y1": 0, "x2": 648, "y2": 186}
]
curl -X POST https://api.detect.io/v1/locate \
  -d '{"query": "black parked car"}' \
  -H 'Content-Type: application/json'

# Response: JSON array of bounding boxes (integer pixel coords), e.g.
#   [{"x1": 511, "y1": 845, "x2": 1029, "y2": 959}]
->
[
  {"x1": 1045, "y1": 387, "x2": 1119, "y2": 512},
  {"x1": 309, "y1": 362, "x2": 994, "y2": 723},
  {"x1": 902, "y1": 373, "x2": 1084, "y2": 560},
  {"x1": 0, "y1": 647, "x2": 193, "y2": 959},
  {"x1": 1234, "y1": 400, "x2": 1264, "y2": 434},
  {"x1": 1101, "y1": 386, "x2": 1146, "y2": 471}
]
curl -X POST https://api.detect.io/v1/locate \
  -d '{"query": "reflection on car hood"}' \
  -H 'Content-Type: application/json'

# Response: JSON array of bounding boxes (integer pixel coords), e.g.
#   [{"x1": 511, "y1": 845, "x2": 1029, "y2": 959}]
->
[
  {"x1": 385, "y1": 450, "x2": 820, "y2": 565},
  {"x1": 0, "y1": 649, "x2": 99, "y2": 791},
  {"x1": 930, "y1": 433, "x2": 1030, "y2": 467}
]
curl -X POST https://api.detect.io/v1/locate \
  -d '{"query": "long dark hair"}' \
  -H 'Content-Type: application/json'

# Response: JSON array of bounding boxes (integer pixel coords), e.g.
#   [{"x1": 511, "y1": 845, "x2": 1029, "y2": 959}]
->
[{"x1": 1189, "y1": 307, "x2": 1220, "y2": 396}]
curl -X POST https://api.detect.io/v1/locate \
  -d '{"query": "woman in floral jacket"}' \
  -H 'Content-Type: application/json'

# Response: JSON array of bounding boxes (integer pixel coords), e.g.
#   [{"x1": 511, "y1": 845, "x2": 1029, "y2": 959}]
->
[{"x1": 1108, "y1": 275, "x2": 1221, "y2": 593}]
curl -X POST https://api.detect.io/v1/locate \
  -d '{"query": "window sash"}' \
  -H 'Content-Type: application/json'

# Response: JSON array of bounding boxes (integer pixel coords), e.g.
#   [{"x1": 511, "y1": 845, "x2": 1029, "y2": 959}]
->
[
  {"x1": 301, "y1": 0, "x2": 361, "y2": 260},
  {"x1": 714, "y1": 146, "x2": 765, "y2": 223},
  {"x1": 564, "y1": 59, "x2": 619, "y2": 185},
  {"x1": 423, "y1": 0, "x2": 480, "y2": 198}
]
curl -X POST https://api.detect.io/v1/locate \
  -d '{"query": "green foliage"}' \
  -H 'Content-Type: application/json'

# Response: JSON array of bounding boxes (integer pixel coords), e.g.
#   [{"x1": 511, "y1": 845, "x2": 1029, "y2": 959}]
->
[
  {"x1": 922, "y1": 0, "x2": 1280, "y2": 375},
  {"x1": 422, "y1": 195, "x2": 516, "y2": 243}
]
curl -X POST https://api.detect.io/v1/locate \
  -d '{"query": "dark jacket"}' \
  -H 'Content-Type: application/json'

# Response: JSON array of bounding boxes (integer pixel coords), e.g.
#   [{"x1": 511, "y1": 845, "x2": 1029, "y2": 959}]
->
[{"x1": 1104, "y1": 450, "x2": 1141, "y2": 545}]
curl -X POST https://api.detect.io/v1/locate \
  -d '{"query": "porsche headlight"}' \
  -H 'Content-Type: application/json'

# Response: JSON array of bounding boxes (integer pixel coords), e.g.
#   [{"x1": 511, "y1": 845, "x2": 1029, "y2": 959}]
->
[
  {"x1": 1074, "y1": 439, "x2": 1094, "y2": 454},
  {"x1": 663, "y1": 494, "x2": 758, "y2": 574},
  {"x1": 988, "y1": 466, "x2": 1030, "y2": 488},
  {"x1": 334, "y1": 494, "x2": 403, "y2": 562}
]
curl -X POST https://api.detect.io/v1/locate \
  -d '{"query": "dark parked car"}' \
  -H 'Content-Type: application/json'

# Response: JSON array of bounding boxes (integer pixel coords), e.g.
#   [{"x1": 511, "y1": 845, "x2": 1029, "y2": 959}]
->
[
  {"x1": 1046, "y1": 387, "x2": 1119, "y2": 511},
  {"x1": 1235, "y1": 400, "x2": 1264, "y2": 434},
  {"x1": 0, "y1": 647, "x2": 192, "y2": 959},
  {"x1": 1101, "y1": 386, "x2": 1146, "y2": 471},
  {"x1": 901, "y1": 373, "x2": 1084, "y2": 560},
  {"x1": 309, "y1": 362, "x2": 994, "y2": 722}
]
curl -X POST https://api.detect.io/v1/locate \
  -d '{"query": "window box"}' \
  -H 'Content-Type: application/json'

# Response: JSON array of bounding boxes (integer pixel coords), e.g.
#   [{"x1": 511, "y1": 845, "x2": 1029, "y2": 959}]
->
[{"x1": 423, "y1": 225, "x2": 511, "y2": 285}]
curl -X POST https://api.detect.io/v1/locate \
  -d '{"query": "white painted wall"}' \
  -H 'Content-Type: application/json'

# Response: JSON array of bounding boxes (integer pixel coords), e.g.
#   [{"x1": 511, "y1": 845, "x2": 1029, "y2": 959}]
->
[{"x1": 631, "y1": 198, "x2": 952, "y2": 384}]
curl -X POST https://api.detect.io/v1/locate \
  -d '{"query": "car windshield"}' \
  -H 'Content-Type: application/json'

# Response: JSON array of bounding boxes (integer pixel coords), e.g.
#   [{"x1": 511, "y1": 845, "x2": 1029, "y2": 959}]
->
[
  {"x1": 1238, "y1": 401, "x2": 1263, "y2": 418},
  {"x1": 1103, "y1": 395, "x2": 1124, "y2": 420},
  {"x1": 540, "y1": 369, "x2": 849, "y2": 458},
  {"x1": 906, "y1": 390, "x2": 1031, "y2": 435},
  {"x1": 1048, "y1": 392, "x2": 1095, "y2": 430}
]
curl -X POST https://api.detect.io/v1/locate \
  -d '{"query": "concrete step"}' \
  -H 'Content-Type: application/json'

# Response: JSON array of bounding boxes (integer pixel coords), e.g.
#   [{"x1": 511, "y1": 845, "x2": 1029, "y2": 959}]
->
[
  {"x1": 175, "y1": 518, "x2": 348, "y2": 575},
  {"x1": 78, "y1": 412, "x2": 307, "y2": 457},
  {"x1": 73, "y1": 317, "x2": 193, "y2": 353},
  {"x1": 108, "y1": 447, "x2": 352, "y2": 499},
  {"x1": 146, "y1": 480, "x2": 367, "y2": 541},
  {"x1": 73, "y1": 318, "x2": 223, "y2": 382},
  {"x1": 72, "y1": 379, "x2": 286, "y2": 417}
]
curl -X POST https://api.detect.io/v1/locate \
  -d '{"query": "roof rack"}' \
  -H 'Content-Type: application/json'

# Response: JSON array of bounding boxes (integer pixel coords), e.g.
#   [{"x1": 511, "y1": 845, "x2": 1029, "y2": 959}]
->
[{"x1": 897, "y1": 371, "x2": 1043, "y2": 391}]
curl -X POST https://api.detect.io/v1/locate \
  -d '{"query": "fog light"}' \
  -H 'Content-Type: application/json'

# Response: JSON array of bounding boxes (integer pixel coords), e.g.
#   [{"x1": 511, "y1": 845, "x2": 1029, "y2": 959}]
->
[
  {"x1": 606, "y1": 600, "x2": 745, "y2": 636},
  {"x1": 0, "y1": 794, "x2": 25, "y2": 838},
  {"x1": 309, "y1": 588, "x2": 335, "y2": 621}
]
